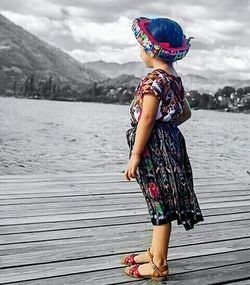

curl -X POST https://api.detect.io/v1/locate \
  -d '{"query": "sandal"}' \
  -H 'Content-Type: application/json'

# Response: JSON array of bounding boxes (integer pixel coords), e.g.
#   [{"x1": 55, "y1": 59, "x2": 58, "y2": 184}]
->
[
  {"x1": 121, "y1": 247, "x2": 153, "y2": 265},
  {"x1": 123, "y1": 258, "x2": 169, "y2": 281}
]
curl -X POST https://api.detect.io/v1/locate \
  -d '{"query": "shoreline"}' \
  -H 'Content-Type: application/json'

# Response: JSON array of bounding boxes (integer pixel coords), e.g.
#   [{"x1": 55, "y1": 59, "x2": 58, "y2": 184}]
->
[{"x1": 1, "y1": 95, "x2": 250, "y2": 114}]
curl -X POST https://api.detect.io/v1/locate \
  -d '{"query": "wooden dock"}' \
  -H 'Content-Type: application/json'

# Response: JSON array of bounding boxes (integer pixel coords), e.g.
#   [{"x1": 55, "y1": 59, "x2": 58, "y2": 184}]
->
[{"x1": 0, "y1": 173, "x2": 249, "y2": 284}]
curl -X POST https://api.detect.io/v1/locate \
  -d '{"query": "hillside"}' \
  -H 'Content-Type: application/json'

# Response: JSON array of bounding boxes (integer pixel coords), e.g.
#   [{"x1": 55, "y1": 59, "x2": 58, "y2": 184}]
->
[
  {"x1": 99, "y1": 74, "x2": 141, "y2": 89},
  {"x1": 83, "y1": 60, "x2": 149, "y2": 79},
  {"x1": 83, "y1": 60, "x2": 250, "y2": 93},
  {"x1": 0, "y1": 13, "x2": 107, "y2": 93}
]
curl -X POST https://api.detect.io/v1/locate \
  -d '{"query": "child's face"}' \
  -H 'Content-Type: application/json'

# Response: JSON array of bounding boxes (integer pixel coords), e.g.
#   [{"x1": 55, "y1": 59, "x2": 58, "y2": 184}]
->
[{"x1": 140, "y1": 46, "x2": 153, "y2": 68}]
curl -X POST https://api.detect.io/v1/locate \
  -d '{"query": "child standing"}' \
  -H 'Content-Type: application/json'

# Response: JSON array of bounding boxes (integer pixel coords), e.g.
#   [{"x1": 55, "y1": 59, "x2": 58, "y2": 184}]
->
[{"x1": 122, "y1": 17, "x2": 204, "y2": 281}]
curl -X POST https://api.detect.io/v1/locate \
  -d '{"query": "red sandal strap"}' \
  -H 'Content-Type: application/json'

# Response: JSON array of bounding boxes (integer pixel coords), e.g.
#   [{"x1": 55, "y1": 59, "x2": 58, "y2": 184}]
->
[
  {"x1": 129, "y1": 264, "x2": 143, "y2": 277},
  {"x1": 124, "y1": 253, "x2": 136, "y2": 264}
]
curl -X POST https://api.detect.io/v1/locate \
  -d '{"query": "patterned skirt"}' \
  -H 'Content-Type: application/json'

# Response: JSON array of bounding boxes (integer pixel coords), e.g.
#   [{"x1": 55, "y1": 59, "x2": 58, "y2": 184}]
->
[{"x1": 126, "y1": 120, "x2": 204, "y2": 231}]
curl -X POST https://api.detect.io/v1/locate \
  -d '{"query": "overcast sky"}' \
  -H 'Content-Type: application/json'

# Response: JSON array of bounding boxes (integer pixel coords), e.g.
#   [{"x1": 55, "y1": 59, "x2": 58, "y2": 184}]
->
[{"x1": 0, "y1": 0, "x2": 250, "y2": 80}]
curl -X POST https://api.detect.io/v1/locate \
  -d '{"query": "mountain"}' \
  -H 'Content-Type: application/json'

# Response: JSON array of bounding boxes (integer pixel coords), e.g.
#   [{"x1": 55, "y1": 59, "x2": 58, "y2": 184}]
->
[
  {"x1": 83, "y1": 60, "x2": 250, "y2": 94},
  {"x1": 0, "y1": 13, "x2": 107, "y2": 92},
  {"x1": 99, "y1": 74, "x2": 141, "y2": 89},
  {"x1": 183, "y1": 74, "x2": 250, "y2": 94},
  {"x1": 83, "y1": 60, "x2": 150, "y2": 79}
]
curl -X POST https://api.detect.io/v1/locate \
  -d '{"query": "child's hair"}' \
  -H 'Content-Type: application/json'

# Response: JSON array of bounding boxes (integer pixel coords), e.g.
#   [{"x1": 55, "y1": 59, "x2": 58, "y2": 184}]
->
[{"x1": 146, "y1": 18, "x2": 184, "y2": 48}]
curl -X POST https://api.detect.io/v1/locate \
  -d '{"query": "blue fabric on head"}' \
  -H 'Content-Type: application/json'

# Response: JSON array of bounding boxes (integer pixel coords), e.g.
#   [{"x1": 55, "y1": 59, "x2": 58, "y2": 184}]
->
[{"x1": 146, "y1": 18, "x2": 184, "y2": 48}]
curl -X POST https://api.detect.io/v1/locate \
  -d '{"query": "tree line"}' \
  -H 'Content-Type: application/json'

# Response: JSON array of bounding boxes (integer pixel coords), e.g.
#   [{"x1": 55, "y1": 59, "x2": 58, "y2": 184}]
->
[{"x1": 3, "y1": 73, "x2": 250, "y2": 111}]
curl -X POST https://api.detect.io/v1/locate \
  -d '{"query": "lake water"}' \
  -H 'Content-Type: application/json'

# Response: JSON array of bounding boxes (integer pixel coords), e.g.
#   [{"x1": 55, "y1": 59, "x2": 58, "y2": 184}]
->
[{"x1": 0, "y1": 97, "x2": 249, "y2": 180}]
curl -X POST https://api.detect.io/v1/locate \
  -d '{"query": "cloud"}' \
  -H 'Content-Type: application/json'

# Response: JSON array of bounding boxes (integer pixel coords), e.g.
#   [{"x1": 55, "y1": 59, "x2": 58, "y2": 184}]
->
[
  {"x1": 0, "y1": 0, "x2": 66, "y2": 20},
  {"x1": 69, "y1": 45, "x2": 140, "y2": 64},
  {"x1": 68, "y1": 16, "x2": 134, "y2": 48},
  {"x1": 1, "y1": 10, "x2": 75, "y2": 49},
  {"x1": 178, "y1": 46, "x2": 250, "y2": 80}
]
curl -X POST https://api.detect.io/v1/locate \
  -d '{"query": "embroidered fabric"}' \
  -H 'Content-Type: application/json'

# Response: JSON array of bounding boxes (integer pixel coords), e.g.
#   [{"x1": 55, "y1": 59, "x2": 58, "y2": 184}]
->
[{"x1": 129, "y1": 69, "x2": 185, "y2": 127}]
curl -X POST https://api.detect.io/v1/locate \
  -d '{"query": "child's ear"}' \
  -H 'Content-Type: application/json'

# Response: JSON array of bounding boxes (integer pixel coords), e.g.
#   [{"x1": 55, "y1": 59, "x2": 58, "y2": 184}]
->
[{"x1": 146, "y1": 50, "x2": 155, "y2": 58}]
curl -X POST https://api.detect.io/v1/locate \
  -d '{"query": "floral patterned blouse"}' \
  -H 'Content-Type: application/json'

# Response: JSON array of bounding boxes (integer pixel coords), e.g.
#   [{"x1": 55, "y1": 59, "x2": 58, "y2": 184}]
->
[{"x1": 129, "y1": 68, "x2": 185, "y2": 127}]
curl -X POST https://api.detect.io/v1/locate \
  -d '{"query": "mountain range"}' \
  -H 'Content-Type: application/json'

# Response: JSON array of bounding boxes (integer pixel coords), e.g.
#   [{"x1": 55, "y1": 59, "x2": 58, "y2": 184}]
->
[
  {"x1": 83, "y1": 60, "x2": 250, "y2": 93},
  {"x1": 0, "y1": 13, "x2": 249, "y2": 95}
]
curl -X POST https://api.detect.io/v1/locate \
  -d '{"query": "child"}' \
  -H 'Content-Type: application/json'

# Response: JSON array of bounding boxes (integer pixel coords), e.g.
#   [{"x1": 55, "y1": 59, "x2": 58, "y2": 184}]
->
[{"x1": 122, "y1": 17, "x2": 204, "y2": 281}]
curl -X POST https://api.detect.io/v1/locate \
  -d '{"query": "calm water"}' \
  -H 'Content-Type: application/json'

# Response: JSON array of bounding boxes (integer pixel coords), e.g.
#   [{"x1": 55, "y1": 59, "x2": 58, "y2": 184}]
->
[{"x1": 0, "y1": 97, "x2": 249, "y2": 180}]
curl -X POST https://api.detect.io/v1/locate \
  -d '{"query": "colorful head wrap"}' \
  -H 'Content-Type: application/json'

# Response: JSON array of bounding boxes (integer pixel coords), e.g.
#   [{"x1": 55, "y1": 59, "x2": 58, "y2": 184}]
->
[{"x1": 132, "y1": 17, "x2": 194, "y2": 62}]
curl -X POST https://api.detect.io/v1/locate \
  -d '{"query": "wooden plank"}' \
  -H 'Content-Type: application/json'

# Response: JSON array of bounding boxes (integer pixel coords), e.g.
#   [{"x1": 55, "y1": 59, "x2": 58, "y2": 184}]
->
[
  {"x1": 0, "y1": 180, "x2": 243, "y2": 193},
  {"x1": 162, "y1": 263, "x2": 250, "y2": 285},
  {"x1": 1, "y1": 195, "x2": 250, "y2": 219},
  {"x1": 0, "y1": 183, "x2": 248, "y2": 199},
  {"x1": 9, "y1": 176, "x2": 233, "y2": 185},
  {"x1": 0, "y1": 172, "x2": 231, "y2": 182},
  {"x1": 222, "y1": 280, "x2": 250, "y2": 285},
  {"x1": 0, "y1": 220, "x2": 249, "y2": 255},
  {"x1": 0, "y1": 195, "x2": 249, "y2": 213},
  {"x1": 0, "y1": 187, "x2": 249, "y2": 203},
  {"x1": 0, "y1": 196, "x2": 249, "y2": 212},
  {"x1": 0, "y1": 217, "x2": 249, "y2": 246},
  {"x1": 0, "y1": 192, "x2": 249, "y2": 209},
  {"x1": 0, "y1": 178, "x2": 243, "y2": 193},
  {"x1": 0, "y1": 205, "x2": 249, "y2": 235},
  {"x1": 0, "y1": 189, "x2": 249, "y2": 202},
  {"x1": 0, "y1": 247, "x2": 249, "y2": 284},
  {"x1": 0, "y1": 232, "x2": 249, "y2": 270},
  {"x1": 0, "y1": 199, "x2": 250, "y2": 226},
  {"x1": 0, "y1": 172, "x2": 229, "y2": 179}
]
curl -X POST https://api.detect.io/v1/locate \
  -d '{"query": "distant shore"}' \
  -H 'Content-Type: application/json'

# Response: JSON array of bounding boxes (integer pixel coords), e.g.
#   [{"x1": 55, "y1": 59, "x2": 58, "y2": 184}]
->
[{"x1": 1, "y1": 94, "x2": 250, "y2": 115}]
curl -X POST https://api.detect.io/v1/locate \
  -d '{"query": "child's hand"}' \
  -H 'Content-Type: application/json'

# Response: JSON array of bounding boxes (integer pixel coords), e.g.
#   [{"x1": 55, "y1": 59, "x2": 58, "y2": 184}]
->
[{"x1": 124, "y1": 153, "x2": 141, "y2": 181}]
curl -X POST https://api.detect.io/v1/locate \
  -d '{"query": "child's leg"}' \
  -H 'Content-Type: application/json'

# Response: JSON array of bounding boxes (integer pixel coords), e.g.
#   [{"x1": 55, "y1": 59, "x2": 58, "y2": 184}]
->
[{"x1": 151, "y1": 222, "x2": 172, "y2": 266}]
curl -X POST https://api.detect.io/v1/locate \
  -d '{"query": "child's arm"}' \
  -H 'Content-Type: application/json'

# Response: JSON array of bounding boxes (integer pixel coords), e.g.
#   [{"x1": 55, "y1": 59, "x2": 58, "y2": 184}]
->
[
  {"x1": 131, "y1": 94, "x2": 159, "y2": 157},
  {"x1": 172, "y1": 98, "x2": 192, "y2": 126}
]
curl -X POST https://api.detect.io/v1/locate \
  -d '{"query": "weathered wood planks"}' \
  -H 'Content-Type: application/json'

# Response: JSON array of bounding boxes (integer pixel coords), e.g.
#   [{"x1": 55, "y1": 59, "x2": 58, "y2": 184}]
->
[{"x1": 0, "y1": 173, "x2": 249, "y2": 284}]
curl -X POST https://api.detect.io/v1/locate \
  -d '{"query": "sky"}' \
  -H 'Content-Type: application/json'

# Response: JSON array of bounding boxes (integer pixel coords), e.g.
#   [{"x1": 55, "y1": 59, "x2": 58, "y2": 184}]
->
[{"x1": 0, "y1": 0, "x2": 250, "y2": 80}]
